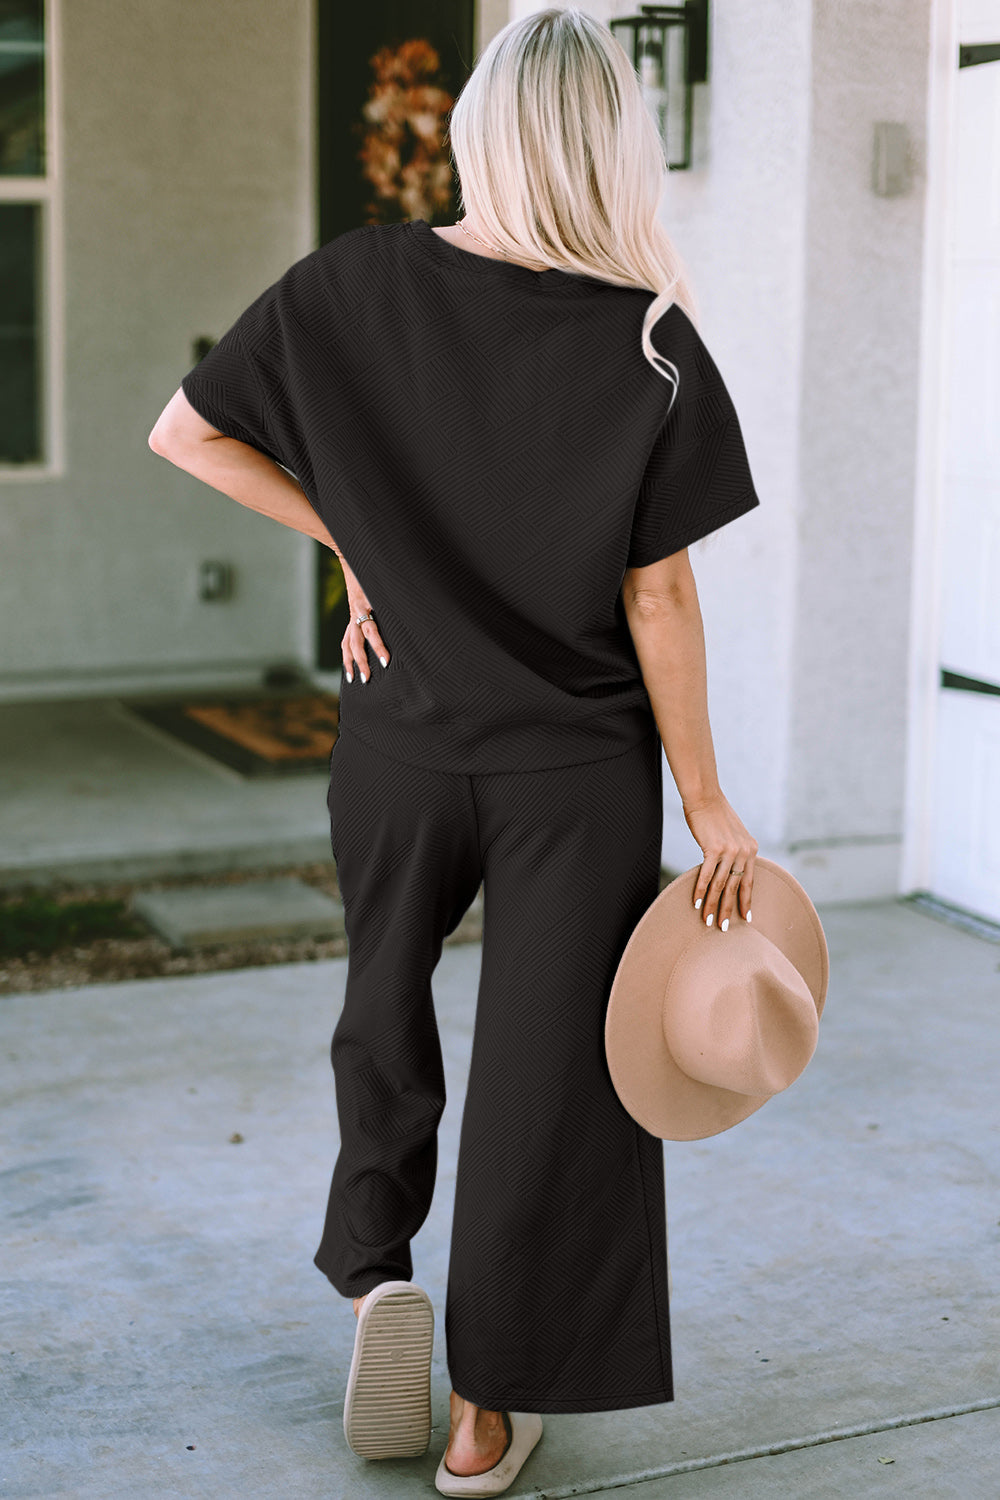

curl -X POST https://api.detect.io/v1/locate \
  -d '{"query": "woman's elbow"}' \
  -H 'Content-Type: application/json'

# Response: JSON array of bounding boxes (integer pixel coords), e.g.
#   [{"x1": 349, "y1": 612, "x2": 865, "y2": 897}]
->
[
  {"x1": 148, "y1": 388, "x2": 219, "y2": 456},
  {"x1": 148, "y1": 409, "x2": 185, "y2": 457},
  {"x1": 148, "y1": 423, "x2": 171, "y2": 455}
]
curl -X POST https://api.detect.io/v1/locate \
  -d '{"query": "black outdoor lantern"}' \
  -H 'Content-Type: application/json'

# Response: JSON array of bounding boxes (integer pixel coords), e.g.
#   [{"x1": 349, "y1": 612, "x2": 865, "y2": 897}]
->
[{"x1": 610, "y1": 2, "x2": 709, "y2": 170}]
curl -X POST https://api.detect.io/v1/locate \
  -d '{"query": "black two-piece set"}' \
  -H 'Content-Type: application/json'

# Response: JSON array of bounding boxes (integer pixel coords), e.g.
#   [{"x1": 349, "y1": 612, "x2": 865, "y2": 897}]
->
[{"x1": 180, "y1": 217, "x2": 761, "y2": 1414}]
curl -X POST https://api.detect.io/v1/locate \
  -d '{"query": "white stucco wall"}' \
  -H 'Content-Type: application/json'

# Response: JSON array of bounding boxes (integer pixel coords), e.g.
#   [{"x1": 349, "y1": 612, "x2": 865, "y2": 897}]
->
[
  {"x1": 599, "y1": 0, "x2": 931, "y2": 900},
  {"x1": 648, "y1": 0, "x2": 814, "y2": 880},
  {"x1": 0, "y1": 0, "x2": 315, "y2": 700},
  {"x1": 790, "y1": 0, "x2": 931, "y2": 897}
]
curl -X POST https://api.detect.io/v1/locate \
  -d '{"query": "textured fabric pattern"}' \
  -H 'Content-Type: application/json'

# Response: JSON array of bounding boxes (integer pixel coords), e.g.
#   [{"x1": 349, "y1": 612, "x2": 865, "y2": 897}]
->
[
  {"x1": 313, "y1": 724, "x2": 673, "y2": 1414},
  {"x1": 181, "y1": 219, "x2": 761, "y2": 774}
]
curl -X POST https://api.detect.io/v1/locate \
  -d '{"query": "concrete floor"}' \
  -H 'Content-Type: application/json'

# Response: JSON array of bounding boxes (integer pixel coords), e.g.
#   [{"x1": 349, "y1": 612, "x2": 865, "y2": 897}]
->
[
  {"x1": 0, "y1": 696, "x2": 334, "y2": 889},
  {"x1": 3, "y1": 897, "x2": 999, "y2": 1498}
]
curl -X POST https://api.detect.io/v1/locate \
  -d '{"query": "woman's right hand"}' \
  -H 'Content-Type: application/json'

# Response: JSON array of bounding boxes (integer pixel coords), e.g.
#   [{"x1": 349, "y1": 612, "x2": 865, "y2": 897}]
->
[
  {"x1": 337, "y1": 556, "x2": 392, "y2": 684},
  {"x1": 681, "y1": 788, "x2": 758, "y2": 931}
]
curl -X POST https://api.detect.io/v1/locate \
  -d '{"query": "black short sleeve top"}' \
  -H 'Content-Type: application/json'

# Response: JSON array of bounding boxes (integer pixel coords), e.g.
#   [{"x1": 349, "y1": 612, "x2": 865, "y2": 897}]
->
[{"x1": 180, "y1": 219, "x2": 760, "y2": 774}]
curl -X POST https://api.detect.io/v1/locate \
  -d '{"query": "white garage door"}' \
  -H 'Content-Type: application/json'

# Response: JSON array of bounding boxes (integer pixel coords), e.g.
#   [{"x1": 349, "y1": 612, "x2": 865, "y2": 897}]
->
[{"x1": 929, "y1": 18, "x2": 1000, "y2": 924}]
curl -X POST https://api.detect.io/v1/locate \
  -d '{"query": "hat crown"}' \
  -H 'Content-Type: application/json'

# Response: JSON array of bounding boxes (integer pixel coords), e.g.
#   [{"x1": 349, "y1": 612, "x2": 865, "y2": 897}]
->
[{"x1": 661, "y1": 927, "x2": 819, "y2": 1100}]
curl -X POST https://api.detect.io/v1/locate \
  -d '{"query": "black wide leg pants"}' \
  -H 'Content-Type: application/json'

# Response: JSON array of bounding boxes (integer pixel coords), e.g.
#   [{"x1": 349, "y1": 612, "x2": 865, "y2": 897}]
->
[{"x1": 312, "y1": 723, "x2": 673, "y2": 1415}]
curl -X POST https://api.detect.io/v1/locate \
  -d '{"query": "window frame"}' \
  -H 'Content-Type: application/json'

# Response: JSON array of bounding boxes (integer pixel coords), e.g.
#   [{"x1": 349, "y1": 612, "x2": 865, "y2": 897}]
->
[{"x1": 0, "y1": 0, "x2": 63, "y2": 478}]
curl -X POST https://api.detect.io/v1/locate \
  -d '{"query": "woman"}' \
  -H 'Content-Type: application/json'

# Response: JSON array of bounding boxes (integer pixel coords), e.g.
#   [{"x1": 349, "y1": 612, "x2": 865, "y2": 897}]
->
[{"x1": 149, "y1": 7, "x2": 760, "y2": 1494}]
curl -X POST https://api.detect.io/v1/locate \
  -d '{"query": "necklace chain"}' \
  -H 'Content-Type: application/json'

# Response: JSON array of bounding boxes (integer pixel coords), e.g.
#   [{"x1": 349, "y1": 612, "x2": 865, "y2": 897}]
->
[{"x1": 455, "y1": 217, "x2": 508, "y2": 259}]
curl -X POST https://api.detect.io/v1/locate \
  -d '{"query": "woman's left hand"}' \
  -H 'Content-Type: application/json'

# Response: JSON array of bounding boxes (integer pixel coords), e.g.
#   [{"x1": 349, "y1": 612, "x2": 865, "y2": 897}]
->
[
  {"x1": 339, "y1": 559, "x2": 391, "y2": 683},
  {"x1": 682, "y1": 788, "x2": 757, "y2": 931}
]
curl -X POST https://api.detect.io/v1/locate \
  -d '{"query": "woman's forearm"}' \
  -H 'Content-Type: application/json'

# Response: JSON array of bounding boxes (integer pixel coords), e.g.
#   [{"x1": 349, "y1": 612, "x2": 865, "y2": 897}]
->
[
  {"x1": 152, "y1": 432, "x2": 344, "y2": 558},
  {"x1": 623, "y1": 566, "x2": 758, "y2": 929},
  {"x1": 624, "y1": 587, "x2": 722, "y2": 808}
]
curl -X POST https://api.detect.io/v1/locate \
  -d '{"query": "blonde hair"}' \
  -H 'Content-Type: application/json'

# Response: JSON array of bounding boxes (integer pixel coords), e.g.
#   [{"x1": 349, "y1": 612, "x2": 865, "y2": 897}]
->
[{"x1": 446, "y1": 4, "x2": 698, "y2": 409}]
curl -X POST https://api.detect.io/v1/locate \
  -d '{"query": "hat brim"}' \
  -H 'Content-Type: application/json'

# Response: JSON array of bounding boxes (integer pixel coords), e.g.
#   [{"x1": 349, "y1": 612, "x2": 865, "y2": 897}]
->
[{"x1": 605, "y1": 857, "x2": 829, "y2": 1140}]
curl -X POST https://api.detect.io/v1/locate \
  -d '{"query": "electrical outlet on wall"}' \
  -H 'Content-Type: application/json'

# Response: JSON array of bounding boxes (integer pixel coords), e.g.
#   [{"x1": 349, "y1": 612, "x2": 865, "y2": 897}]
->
[{"x1": 198, "y1": 561, "x2": 234, "y2": 602}]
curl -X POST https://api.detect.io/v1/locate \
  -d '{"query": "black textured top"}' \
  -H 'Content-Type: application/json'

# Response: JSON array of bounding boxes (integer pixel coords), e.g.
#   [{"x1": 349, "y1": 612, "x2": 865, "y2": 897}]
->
[{"x1": 180, "y1": 218, "x2": 761, "y2": 773}]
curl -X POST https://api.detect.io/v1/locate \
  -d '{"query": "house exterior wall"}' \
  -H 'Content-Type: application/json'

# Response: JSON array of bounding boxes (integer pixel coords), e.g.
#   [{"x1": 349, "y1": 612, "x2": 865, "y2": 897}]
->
[
  {"x1": 606, "y1": 0, "x2": 816, "y2": 884},
  {"x1": 790, "y1": 0, "x2": 932, "y2": 899},
  {"x1": 593, "y1": 0, "x2": 932, "y2": 901},
  {"x1": 0, "y1": 0, "x2": 316, "y2": 700},
  {"x1": 4, "y1": 0, "x2": 936, "y2": 904}
]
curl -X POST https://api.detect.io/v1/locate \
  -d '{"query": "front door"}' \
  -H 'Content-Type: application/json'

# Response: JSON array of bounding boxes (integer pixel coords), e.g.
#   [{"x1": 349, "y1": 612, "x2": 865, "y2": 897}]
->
[{"x1": 313, "y1": 0, "x2": 474, "y2": 673}]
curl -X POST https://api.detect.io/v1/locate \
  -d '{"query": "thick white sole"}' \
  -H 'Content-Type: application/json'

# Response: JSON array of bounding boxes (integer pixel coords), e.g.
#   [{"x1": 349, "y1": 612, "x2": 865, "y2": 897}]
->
[
  {"x1": 342, "y1": 1280, "x2": 435, "y2": 1459},
  {"x1": 434, "y1": 1410, "x2": 544, "y2": 1496}
]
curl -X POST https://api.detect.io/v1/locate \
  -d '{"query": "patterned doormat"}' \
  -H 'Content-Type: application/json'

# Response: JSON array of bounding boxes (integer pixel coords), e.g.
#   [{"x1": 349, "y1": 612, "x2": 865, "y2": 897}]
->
[{"x1": 122, "y1": 691, "x2": 340, "y2": 778}]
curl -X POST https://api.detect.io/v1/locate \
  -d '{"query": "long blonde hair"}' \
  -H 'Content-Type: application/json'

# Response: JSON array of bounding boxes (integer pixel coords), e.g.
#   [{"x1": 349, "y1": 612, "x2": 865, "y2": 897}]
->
[{"x1": 446, "y1": 5, "x2": 698, "y2": 407}]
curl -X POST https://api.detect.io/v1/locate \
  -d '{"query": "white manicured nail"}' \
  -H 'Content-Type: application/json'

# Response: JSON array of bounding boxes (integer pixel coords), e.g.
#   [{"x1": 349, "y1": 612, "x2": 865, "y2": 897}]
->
[
  {"x1": 694, "y1": 897, "x2": 702, "y2": 910},
  {"x1": 706, "y1": 912, "x2": 713, "y2": 927},
  {"x1": 379, "y1": 656, "x2": 387, "y2": 668},
  {"x1": 721, "y1": 918, "x2": 729, "y2": 932},
  {"x1": 746, "y1": 909, "x2": 753, "y2": 923},
  {"x1": 345, "y1": 671, "x2": 352, "y2": 683}
]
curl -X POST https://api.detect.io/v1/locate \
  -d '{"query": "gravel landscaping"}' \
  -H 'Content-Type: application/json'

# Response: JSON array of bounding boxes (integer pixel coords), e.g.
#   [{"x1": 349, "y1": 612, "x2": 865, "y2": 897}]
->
[{"x1": 0, "y1": 861, "x2": 483, "y2": 995}]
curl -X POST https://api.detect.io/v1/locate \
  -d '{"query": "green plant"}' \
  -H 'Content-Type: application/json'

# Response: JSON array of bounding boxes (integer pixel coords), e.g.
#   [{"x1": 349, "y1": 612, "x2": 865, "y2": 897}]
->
[{"x1": 0, "y1": 894, "x2": 148, "y2": 958}]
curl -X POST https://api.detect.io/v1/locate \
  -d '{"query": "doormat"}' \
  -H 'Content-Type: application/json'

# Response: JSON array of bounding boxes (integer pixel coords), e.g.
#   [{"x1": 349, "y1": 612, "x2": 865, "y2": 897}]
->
[{"x1": 122, "y1": 691, "x2": 340, "y2": 778}]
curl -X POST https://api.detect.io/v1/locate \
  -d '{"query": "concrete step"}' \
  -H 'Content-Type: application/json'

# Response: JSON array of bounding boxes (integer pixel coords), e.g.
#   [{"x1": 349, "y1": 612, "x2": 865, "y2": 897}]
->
[{"x1": 130, "y1": 877, "x2": 344, "y2": 951}]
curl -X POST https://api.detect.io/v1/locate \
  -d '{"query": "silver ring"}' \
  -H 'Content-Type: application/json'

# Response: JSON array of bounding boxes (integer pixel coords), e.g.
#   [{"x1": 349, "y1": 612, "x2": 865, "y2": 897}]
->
[{"x1": 355, "y1": 611, "x2": 375, "y2": 626}]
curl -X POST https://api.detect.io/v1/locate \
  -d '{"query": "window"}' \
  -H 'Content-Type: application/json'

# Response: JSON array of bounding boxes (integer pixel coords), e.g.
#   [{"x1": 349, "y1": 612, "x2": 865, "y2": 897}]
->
[{"x1": 0, "y1": 1, "x2": 49, "y2": 467}]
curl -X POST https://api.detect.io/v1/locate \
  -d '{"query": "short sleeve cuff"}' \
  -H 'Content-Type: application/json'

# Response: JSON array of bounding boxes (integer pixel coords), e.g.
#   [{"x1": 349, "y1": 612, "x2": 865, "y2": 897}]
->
[
  {"x1": 180, "y1": 368, "x2": 285, "y2": 467},
  {"x1": 625, "y1": 486, "x2": 761, "y2": 569}
]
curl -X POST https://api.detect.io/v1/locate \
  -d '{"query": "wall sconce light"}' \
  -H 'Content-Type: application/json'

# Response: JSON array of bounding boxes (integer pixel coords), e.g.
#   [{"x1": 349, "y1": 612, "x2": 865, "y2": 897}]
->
[{"x1": 611, "y1": 2, "x2": 709, "y2": 170}]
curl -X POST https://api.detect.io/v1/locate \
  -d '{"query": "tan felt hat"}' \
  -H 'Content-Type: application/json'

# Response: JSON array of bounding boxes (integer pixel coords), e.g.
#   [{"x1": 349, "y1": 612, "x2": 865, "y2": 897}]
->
[{"x1": 605, "y1": 857, "x2": 829, "y2": 1140}]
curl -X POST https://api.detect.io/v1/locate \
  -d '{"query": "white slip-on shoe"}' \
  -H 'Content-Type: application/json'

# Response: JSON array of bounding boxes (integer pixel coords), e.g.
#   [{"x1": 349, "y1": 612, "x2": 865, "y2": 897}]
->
[
  {"x1": 434, "y1": 1410, "x2": 544, "y2": 1496},
  {"x1": 343, "y1": 1280, "x2": 435, "y2": 1459}
]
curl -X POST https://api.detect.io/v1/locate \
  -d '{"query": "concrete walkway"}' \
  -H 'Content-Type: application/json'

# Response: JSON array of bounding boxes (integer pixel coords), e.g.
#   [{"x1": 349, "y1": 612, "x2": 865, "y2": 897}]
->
[
  {"x1": 0, "y1": 696, "x2": 335, "y2": 889},
  {"x1": 2, "y1": 896, "x2": 999, "y2": 1497}
]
